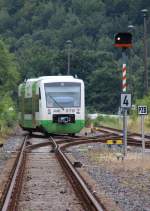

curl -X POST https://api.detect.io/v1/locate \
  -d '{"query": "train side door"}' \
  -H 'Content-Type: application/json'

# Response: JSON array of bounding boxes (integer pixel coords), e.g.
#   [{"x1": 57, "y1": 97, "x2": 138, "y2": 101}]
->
[
  {"x1": 20, "y1": 85, "x2": 25, "y2": 124},
  {"x1": 32, "y1": 83, "x2": 36, "y2": 127}
]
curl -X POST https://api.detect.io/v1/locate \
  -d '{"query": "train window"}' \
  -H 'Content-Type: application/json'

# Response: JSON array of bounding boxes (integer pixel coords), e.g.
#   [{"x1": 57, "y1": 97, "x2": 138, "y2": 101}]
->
[
  {"x1": 39, "y1": 88, "x2": 41, "y2": 99},
  {"x1": 24, "y1": 98, "x2": 32, "y2": 114},
  {"x1": 44, "y1": 82, "x2": 81, "y2": 108}
]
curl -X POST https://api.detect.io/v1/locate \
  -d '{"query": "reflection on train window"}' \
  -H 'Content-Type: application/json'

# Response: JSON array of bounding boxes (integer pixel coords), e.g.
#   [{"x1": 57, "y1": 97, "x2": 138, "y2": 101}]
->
[{"x1": 44, "y1": 82, "x2": 81, "y2": 108}]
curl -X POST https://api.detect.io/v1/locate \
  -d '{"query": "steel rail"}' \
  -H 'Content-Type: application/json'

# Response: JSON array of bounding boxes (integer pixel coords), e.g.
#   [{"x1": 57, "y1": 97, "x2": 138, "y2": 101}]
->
[
  {"x1": 1, "y1": 137, "x2": 55, "y2": 211},
  {"x1": 96, "y1": 125, "x2": 150, "y2": 139},
  {"x1": 1, "y1": 135, "x2": 28, "y2": 211},
  {"x1": 57, "y1": 131, "x2": 150, "y2": 149},
  {"x1": 1, "y1": 131, "x2": 149, "y2": 211},
  {"x1": 25, "y1": 140, "x2": 51, "y2": 151},
  {"x1": 96, "y1": 126, "x2": 150, "y2": 146},
  {"x1": 50, "y1": 134, "x2": 150, "y2": 211},
  {"x1": 50, "y1": 137, "x2": 104, "y2": 211}
]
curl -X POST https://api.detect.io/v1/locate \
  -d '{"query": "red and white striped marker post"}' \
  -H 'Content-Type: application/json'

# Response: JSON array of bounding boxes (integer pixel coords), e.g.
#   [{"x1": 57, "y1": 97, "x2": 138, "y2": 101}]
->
[
  {"x1": 122, "y1": 64, "x2": 127, "y2": 92},
  {"x1": 121, "y1": 50, "x2": 128, "y2": 157},
  {"x1": 122, "y1": 62, "x2": 127, "y2": 156},
  {"x1": 114, "y1": 32, "x2": 132, "y2": 157}
]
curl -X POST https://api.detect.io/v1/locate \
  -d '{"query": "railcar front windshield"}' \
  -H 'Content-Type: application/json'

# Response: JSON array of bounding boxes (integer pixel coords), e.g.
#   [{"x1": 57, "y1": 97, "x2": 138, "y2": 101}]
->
[{"x1": 44, "y1": 82, "x2": 81, "y2": 108}]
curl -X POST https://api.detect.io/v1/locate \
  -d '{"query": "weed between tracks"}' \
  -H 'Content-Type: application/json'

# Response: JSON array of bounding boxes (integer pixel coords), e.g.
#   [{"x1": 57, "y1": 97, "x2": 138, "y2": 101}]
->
[{"x1": 87, "y1": 145, "x2": 150, "y2": 169}]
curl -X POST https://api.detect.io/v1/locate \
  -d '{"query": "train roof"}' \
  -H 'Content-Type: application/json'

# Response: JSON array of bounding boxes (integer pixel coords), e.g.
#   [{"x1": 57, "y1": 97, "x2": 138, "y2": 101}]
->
[{"x1": 25, "y1": 76, "x2": 83, "y2": 83}]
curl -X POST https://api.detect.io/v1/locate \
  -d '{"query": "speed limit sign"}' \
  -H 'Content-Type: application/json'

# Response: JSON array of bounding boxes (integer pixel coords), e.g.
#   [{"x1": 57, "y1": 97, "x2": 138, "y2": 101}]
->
[{"x1": 121, "y1": 93, "x2": 131, "y2": 108}]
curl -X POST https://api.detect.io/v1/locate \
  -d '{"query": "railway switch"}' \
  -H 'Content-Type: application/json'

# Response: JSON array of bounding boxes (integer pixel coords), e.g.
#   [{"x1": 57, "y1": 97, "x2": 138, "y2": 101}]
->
[{"x1": 0, "y1": 140, "x2": 3, "y2": 148}]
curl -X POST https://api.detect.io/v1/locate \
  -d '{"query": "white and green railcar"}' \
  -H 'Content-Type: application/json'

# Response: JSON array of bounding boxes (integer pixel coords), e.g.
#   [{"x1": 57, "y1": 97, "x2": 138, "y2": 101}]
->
[{"x1": 18, "y1": 76, "x2": 85, "y2": 135}]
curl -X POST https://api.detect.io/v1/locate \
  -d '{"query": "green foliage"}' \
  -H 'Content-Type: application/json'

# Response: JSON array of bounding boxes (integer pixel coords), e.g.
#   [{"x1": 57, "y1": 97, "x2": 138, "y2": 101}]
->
[
  {"x1": 0, "y1": 40, "x2": 19, "y2": 132},
  {"x1": 0, "y1": 40, "x2": 20, "y2": 94},
  {"x1": 85, "y1": 117, "x2": 92, "y2": 127},
  {"x1": 87, "y1": 52, "x2": 120, "y2": 112},
  {"x1": 93, "y1": 115, "x2": 121, "y2": 129},
  {"x1": 0, "y1": 0, "x2": 149, "y2": 114},
  {"x1": 0, "y1": 94, "x2": 17, "y2": 131},
  {"x1": 131, "y1": 94, "x2": 150, "y2": 126}
]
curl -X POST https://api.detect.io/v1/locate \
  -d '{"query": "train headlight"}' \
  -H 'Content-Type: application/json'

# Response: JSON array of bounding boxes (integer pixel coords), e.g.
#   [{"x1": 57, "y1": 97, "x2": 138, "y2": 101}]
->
[
  {"x1": 53, "y1": 114, "x2": 75, "y2": 124},
  {"x1": 59, "y1": 116, "x2": 69, "y2": 124}
]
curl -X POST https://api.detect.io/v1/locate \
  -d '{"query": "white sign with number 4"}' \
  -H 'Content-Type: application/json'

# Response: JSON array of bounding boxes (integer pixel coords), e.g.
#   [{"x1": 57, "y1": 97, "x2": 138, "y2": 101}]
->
[{"x1": 121, "y1": 93, "x2": 131, "y2": 108}]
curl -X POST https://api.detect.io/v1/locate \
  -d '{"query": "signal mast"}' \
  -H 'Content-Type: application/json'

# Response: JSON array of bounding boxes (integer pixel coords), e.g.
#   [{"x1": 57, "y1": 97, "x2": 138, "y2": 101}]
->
[{"x1": 114, "y1": 32, "x2": 132, "y2": 156}]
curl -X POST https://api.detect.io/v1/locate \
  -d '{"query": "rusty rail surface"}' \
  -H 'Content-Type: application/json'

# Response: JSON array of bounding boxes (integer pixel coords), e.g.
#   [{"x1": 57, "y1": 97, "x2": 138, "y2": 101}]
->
[
  {"x1": 49, "y1": 132, "x2": 150, "y2": 210},
  {"x1": 96, "y1": 125, "x2": 150, "y2": 138},
  {"x1": 1, "y1": 134, "x2": 106, "y2": 211},
  {"x1": 1, "y1": 135, "x2": 28, "y2": 211},
  {"x1": 95, "y1": 126, "x2": 150, "y2": 148},
  {"x1": 1, "y1": 130, "x2": 149, "y2": 211},
  {"x1": 50, "y1": 136, "x2": 105, "y2": 211}
]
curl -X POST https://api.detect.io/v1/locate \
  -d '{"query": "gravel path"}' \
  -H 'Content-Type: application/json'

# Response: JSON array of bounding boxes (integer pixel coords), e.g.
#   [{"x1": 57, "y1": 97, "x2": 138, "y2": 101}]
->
[
  {"x1": 0, "y1": 127, "x2": 25, "y2": 171},
  {"x1": 69, "y1": 143, "x2": 150, "y2": 211},
  {"x1": 18, "y1": 138, "x2": 83, "y2": 211}
]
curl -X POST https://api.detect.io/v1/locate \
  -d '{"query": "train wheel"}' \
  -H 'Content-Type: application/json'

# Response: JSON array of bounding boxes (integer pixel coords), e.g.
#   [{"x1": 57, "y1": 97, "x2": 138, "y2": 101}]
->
[
  {"x1": 29, "y1": 130, "x2": 32, "y2": 135},
  {"x1": 70, "y1": 133, "x2": 75, "y2": 137}
]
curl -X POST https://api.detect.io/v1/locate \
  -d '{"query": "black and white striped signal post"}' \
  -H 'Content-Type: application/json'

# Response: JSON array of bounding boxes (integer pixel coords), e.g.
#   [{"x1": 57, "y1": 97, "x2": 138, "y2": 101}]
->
[{"x1": 114, "y1": 32, "x2": 132, "y2": 156}]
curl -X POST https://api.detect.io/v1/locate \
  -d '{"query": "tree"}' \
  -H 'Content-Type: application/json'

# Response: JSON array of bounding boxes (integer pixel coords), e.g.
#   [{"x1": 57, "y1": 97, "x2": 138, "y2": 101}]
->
[
  {"x1": 0, "y1": 0, "x2": 149, "y2": 113},
  {"x1": 0, "y1": 40, "x2": 20, "y2": 93},
  {"x1": 87, "y1": 52, "x2": 120, "y2": 112},
  {"x1": 0, "y1": 40, "x2": 20, "y2": 130}
]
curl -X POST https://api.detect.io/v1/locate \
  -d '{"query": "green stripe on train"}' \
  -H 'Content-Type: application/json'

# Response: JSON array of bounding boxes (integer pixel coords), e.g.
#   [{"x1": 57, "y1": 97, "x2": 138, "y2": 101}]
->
[
  {"x1": 21, "y1": 120, "x2": 85, "y2": 134},
  {"x1": 20, "y1": 120, "x2": 33, "y2": 128}
]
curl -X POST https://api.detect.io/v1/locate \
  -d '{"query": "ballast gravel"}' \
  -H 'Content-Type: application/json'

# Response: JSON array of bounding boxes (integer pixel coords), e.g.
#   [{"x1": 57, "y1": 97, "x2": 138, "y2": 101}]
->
[
  {"x1": 69, "y1": 143, "x2": 150, "y2": 211},
  {"x1": 18, "y1": 138, "x2": 84, "y2": 211},
  {"x1": 0, "y1": 130, "x2": 84, "y2": 210},
  {"x1": 0, "y1": 127, "x2": 25, "y2": 170}
]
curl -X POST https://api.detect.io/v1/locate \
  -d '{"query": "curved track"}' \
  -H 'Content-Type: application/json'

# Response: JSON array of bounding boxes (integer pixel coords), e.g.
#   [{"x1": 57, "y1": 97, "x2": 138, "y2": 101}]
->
[
  {"x1": 50, "y1": 136, "x2": 104, "y2": 211},
  {"x1": 95, "y1": 126, "x2": 150, "y2": 148},
  {"x1": 1, "y1": 127, "x2": 149, "y2": 211},
  {"x1": 1, "y1": 134, "x2": 113, "y2": 211}
]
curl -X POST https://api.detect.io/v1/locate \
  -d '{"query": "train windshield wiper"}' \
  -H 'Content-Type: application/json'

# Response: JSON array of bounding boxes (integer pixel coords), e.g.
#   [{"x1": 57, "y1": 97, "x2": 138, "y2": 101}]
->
[{"x1": 49, "y1": 95, "x2": 64, "y2": 110}]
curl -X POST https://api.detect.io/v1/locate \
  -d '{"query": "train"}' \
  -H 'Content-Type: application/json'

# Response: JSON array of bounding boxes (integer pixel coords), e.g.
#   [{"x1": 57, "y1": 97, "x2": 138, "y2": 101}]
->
[{"x1": 18, "y1": 76, "x2": 85, "y2": 135}]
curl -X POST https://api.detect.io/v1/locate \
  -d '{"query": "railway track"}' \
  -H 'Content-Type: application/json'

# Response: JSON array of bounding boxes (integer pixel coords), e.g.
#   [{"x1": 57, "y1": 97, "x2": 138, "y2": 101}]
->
[
  {"x1": 1, "y1": 133, "x2": 119, "y2": 211},
  {"x1": 50, "y1": 137, "x2": 105, "y2": 211},
  {"x1": 95, "y1": 126, "x2": 150, "y2": 148},
  {"x1": 1, "y1": 127, "x2": 150, "y2": 211},
  {"x1": 95, "y1": 125, "x2": 150, "y2": 139}
]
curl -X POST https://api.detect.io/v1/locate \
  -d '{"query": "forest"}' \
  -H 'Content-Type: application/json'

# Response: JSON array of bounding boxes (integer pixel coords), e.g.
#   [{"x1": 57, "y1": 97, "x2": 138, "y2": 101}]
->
[{"x1": 0, "y1": 0, "x2": 150, "y2": 130}]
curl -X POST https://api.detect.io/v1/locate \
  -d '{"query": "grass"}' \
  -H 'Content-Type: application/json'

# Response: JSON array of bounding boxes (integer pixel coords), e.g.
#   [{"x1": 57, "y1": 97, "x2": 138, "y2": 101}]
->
[
  {"x1": 128, "y1": 116, "x2": 150, "y2": 133},
  {"x1": 90, "y1": 114, "x2": 150, "y2": 133},
  {"x1": 93, "y1": 115, "x2": 122, "y2": 130},
  {"x1": 0, "y1": 125, "x2": 17, "y2": 145}
]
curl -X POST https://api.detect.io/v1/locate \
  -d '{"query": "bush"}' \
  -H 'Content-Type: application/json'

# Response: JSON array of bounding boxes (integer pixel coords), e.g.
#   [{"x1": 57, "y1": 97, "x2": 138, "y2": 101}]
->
[
  {"x1": 93, "y1": 114, "x2": 121, "y2": 129},
  {"x1": 0, "y1": 94, "x2": 17, "y2": 133},
  {"x1": 131, "y1": 93, "x2": 150, "y2": 127}
]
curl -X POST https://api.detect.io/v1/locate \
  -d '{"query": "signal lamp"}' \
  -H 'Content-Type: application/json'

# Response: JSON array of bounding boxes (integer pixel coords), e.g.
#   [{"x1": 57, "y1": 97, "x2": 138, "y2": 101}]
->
[{"x1": 114, "y1": 32, "x2": 132, "y2": 48}]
